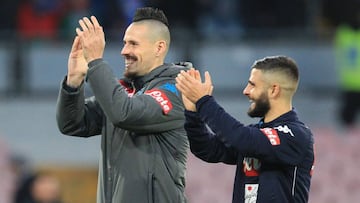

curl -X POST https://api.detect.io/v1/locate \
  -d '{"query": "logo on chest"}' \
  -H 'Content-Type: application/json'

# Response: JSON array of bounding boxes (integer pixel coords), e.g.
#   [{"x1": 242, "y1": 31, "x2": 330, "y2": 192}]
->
[
  {"x1": 145, "y1": 89, "x2": 173, "y2": 114},
  {"x1": 260, "y1": 128, "x2": 281, "y2": 145}
]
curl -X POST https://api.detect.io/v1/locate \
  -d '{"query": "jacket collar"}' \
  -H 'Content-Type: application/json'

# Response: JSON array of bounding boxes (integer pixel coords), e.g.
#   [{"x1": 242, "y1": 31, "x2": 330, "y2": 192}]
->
[
  {"x1": 122, "y1": 62, "x2": 191, "y2": 91},
  {"x1": 133, "y1": 64, "x2": 170, "y2": 89},
  {"x1": 258, "y1": 108, "x2": 299, "y2": 128},
  {"x1": 121, "y1": 64, "x2": 170, "y2": 90}
]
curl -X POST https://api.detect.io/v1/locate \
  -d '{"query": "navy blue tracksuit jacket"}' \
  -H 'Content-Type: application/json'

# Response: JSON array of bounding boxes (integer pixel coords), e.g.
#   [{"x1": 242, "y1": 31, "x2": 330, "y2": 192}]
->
[{"x1": 185, "y1": 96, "x2": 314, "y2": 203}]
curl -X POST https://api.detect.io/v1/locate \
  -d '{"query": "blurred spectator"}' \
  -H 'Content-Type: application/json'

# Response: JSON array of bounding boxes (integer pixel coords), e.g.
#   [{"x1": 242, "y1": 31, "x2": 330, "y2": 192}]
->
[
  {"x1": 59, "y1": 0, "x2": 90, "y2": 40},
  {"x1": 16, "y1": 0, "x2": 64, "y2": 40},
  {"x1": 334, "y1": 24, "x2": 360, "y2": 130},
  {"x1": 15, "y1": 172, "x2": 63, "y2": 203},
  {"x1": 59, "y1": 0, "x2": 129, "y2": 41},
  {"x1": 324, "y1": 0, "x2": 360, "y2": 130},
  {"x1": 11, "y1": 154, "x2": 34, "y2": 190}
]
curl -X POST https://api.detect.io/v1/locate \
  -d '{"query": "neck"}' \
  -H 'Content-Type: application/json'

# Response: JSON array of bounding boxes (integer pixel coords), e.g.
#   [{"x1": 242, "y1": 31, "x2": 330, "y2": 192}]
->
[{"x1": 264, "y1": 101, "x2": 292, "y2": 123}]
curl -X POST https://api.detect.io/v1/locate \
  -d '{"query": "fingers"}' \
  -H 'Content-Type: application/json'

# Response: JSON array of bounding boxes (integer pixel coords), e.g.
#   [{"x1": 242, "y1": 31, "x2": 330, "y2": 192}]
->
[
  {"x1": 79, "y1": 18, "x2": 89, "y2": 32},
  {"x1": 71, "y1": 36, "x2": 80, "y2": 52},
  {"x1": 204, "y1": 71, "x2": 212, "y2": 86},
  {"x1": 176, "y1": 71, "x2": 192, "y2": 95},
  {"x1": 194, "y1": 70, "x2": 201, "y2": 81},
  {"x1": 76, "y1": 18, "x2": 88, "y2": 38},
  {"x1": 186, "y1": 68, "x2": 201, "y2": 82},
  {"x1": 176, "y1": 70, "x2": 199, "y2": 93},
  {"x1": 209, "y1": 86, "x2": 214, "y2": 95},
  {"x1": 181, "y1": 94, "x2": 196, "y2": 112},
  {"x1": 175, "y1": 71, "x2": 188, "y2": 89},
  {"x1": 176, "y1": 69, "x2": 215, "y2": 104},
  {"x1": 82, "y1": 17, "x2": 95, "y2": 30},
  {"x1": 204, "y1": 71, "x2": 214, "y2": 95},
  {"x1": 91, "y1": 16, "x2": 101, "y2": 28},
  {"x1": 177, "y1": 69, "x2": 207, "y2": 88},
  {"x1": 176, "y1": 69, "x2": 212, "y2": 90},
  {"x1": 188, "y1": 68, "x2": 195, "y2": 78},
  {"x1": 77, "y1": 16, "x2": 102, "y2": 33},
  {"x1": 75, "y1": 27, "x2": 83, "y2": 37},
  {"x1": 178, "y1": 70, "x2": 194, "y2": 82},
  {"x1": 84, "y1": 17, "x2": 95, "y2": 32}
]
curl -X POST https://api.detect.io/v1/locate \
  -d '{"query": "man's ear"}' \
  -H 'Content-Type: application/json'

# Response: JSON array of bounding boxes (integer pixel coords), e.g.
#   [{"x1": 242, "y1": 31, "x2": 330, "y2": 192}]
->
[
  {"x1": 156, "y1": 40, "x2": 167, "y2": 56},
  {"x1": 269, "y1": 83, "x2": 281, "y2": 99}
]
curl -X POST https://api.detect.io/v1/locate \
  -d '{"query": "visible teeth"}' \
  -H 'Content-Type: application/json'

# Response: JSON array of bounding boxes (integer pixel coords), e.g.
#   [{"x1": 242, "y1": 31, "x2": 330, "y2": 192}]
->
[{"x1": 125, "y1": 60, "x2": 133, "y2": 67}]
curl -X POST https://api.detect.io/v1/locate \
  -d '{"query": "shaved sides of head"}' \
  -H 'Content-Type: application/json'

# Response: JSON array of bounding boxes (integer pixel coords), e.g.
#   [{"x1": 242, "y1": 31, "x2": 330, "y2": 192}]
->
[
  {"x1": 252, "y1": 56, "x2": 299, "y2": 93},
  {"x1": 139, "y1": 20, "x2": 170, "y2": 44},
  {"x1": 131, "y1": 7, "x2": 171, "y2": 50}
]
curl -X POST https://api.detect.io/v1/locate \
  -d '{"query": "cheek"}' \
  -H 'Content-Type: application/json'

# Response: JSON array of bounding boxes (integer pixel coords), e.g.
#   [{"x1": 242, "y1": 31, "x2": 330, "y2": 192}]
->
[
  {"x1": 249, "y1": 88, "x2": 257, "y2": 97},
  {"x1": 142, "y1": 51, "x2": 157, "y2": 62}
]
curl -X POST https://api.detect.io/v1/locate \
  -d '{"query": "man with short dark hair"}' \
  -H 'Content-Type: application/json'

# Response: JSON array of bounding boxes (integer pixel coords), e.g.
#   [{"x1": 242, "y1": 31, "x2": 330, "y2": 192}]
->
[
  {"x1": 56, "y1": 7, "x2": 190, "y2": 203},
  {"x1": 176, "y1": 56, "x2": 315, "y2": 203}
]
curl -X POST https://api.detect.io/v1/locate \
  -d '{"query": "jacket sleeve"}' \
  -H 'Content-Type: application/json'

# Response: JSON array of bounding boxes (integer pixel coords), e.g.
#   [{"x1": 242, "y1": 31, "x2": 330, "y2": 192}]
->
[
  {"x1": 56, "y1": 78, "x2": 103, "y2": 137},
  {"x1": 196, "y1": 95, "x2": 311, "y2": 165},
  {"x1": 185, "y1": 110, "x2": 238, "y2": 164},
  {"x1": 86, "y1": 59, "x2": 185, "y2": 133}
]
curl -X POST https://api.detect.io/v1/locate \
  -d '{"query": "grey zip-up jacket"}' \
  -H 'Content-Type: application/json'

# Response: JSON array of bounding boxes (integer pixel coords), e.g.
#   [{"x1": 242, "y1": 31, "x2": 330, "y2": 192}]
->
[{"x1": 56, "y1": 59, "x2": 190, "y2": 203}]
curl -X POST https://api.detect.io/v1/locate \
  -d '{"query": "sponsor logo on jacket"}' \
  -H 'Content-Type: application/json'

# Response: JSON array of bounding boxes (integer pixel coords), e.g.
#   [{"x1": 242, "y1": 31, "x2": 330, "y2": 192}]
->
[
  {"x1": 243, "y1": 157, "x2": 261, "y2": 177},
  {"x1": 245, "y1": 184, "x2": 258, "y2": 203},
  {"x1": 260, "y1": 128, "x2": 281, "y2": 145},
  {"x1": 145, "y1": 89, "x2": 173, "y2": 114},
  {"x1": 274, "y1": 125, "x2": 294, "y2": 137}
]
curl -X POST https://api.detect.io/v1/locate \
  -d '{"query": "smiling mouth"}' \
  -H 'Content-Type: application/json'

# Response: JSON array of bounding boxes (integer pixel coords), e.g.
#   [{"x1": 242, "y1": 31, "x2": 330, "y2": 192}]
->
[
  {"x1": 125, "y1": 61, "x2": 133, "y2": 68},
  {"x1": 248, "y1": 99, "x2": 255, "y2": 108},
  {"x1": 125, "y1": 60, "x2": 136, "y2": 69},
  {"x1": 124, "y1": 55, "x2": 137, "y2": 68}
]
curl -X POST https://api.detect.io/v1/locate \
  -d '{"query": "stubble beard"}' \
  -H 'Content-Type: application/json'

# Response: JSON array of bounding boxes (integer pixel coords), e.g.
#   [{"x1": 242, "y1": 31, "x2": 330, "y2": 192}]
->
[{"x1": 247, "y1": 93, "x2": 270, "y2": 118}]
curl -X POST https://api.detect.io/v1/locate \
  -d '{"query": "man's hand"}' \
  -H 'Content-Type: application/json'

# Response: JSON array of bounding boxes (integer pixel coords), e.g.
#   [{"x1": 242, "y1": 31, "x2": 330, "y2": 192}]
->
[
  {"x1": 176, "y1": 68, "x2": 214, "y2": 111},
  {"x1": 67, "y1": 36, "x2": 88, "y2": 87},
  {"x1": 178, "y1": 69, "x2": 198, "y2": 111},
  {"x1": 76, "y1": 16, "x2": 105, "y2": 63}
]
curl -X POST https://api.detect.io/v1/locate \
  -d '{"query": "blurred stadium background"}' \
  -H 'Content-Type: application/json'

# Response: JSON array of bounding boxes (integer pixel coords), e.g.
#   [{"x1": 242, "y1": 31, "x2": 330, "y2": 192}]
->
[{"x1": 1, "y1": 0, "x2": 360, "y2": 202}]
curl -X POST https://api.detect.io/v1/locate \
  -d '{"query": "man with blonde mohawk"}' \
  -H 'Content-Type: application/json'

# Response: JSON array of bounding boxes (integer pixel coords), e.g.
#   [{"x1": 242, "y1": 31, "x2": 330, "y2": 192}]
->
[{"x1": 56, "y1": 7, "x2": 190, "y2": 203}]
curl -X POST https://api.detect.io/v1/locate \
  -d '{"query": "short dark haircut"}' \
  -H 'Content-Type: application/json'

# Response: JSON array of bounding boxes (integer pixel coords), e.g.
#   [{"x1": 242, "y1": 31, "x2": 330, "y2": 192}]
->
[
  {"x1": 132, "y1": 7, "x2": 169, "y2": 27},
  {"x1": 252, "y1": 55, "x2": 299, "y2": 82}
]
